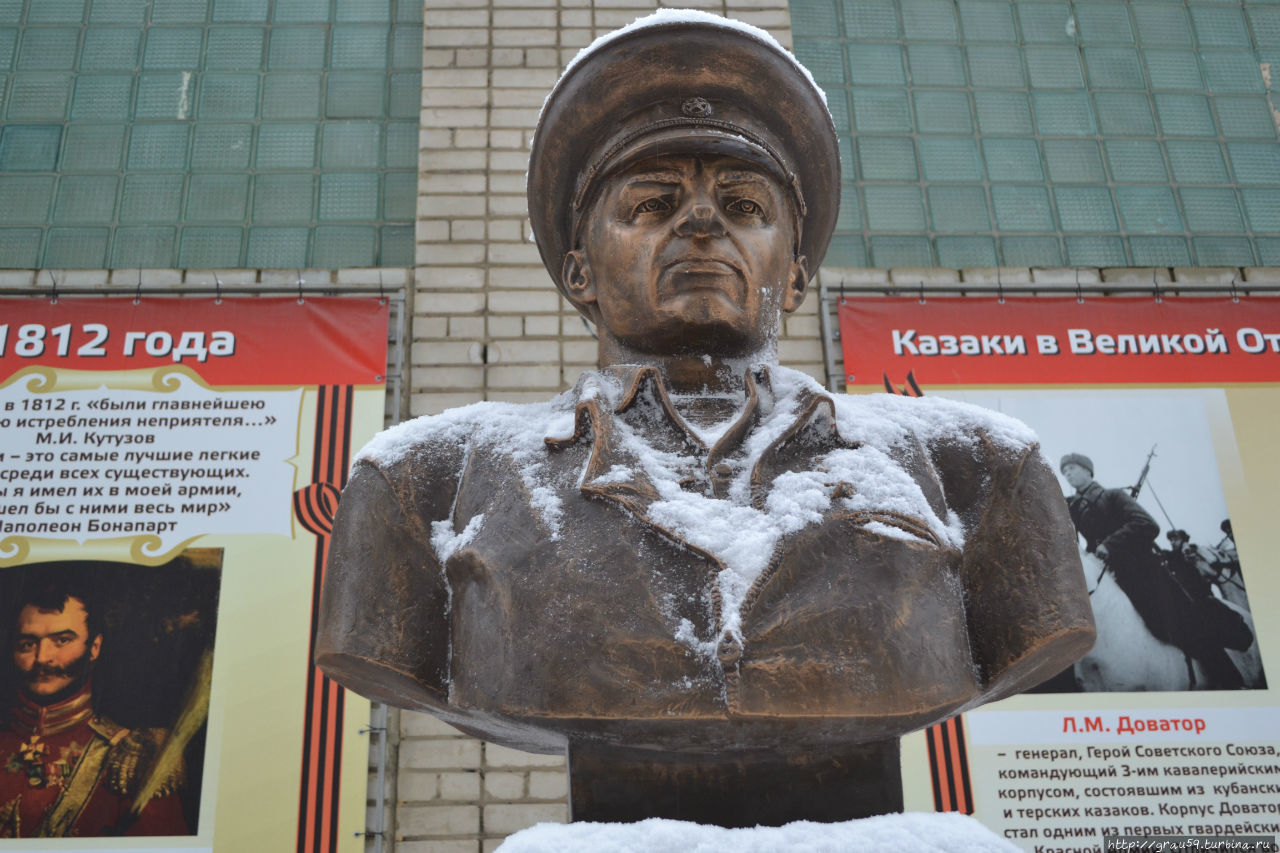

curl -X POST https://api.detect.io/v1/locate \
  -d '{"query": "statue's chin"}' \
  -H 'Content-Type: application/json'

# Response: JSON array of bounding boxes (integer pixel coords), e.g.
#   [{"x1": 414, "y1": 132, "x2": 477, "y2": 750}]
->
[
  {"x1": 628, "y1": 334, "x2": 767, "y2": 362},
  {"x1": 615, "y1": 315, "x2": 773, "y2": 361},
  {"x1": 657, "y1": 268, "x2": 745, "y2": 305}
]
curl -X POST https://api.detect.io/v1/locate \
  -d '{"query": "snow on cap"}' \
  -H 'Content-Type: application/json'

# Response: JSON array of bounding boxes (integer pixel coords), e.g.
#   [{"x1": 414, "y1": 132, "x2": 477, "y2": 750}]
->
[
  {"x1": 555, "y1": 10, "x2": 830, "y2": 110},
  {"x1": 527, "y1": 10, "x2": 841, "y2": 305}
]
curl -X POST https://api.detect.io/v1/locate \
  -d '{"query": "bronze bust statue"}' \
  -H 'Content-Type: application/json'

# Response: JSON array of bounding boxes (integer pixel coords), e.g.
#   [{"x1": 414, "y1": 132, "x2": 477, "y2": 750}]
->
[{"x1": 316, "y1": 11, "x2": 1095, "y2": 826}]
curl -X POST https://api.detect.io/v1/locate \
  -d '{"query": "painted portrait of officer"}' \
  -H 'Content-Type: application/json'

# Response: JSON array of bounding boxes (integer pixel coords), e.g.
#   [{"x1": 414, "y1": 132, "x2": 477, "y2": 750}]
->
[{"x1": 0, "y1": 553, "x2": 219, "y2": 838}]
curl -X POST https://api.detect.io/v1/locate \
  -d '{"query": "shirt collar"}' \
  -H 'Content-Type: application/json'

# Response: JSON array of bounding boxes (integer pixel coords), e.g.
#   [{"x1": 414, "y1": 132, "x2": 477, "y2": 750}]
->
[{"x1": 606, "y1": 362, "x2": 771, "y2": 463}]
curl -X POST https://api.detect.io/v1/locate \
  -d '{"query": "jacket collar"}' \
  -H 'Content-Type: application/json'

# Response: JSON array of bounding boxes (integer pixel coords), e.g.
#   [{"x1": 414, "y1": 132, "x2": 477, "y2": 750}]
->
[
  {"x1": 12, "y1": 682, "x2": 94, "y2": 737},
  {"x1": 546, "y1": 362, "x2": 860, "y2": 523},
  {"x1": 1076, "y1": 481, "x2": 1105, "y2": 502}
]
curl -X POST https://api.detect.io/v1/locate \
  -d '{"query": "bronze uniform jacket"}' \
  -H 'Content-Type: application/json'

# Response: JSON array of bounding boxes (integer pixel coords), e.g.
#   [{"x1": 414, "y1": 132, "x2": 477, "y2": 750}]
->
[{"x1": 316, "y1": 365, "x2": 1094, "y2": 754}]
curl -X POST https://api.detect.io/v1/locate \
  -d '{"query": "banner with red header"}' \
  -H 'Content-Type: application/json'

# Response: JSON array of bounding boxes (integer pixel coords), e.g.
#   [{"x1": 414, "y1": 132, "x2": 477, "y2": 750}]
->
[
  {"x1": 840, "y1": 296, "x2": 1280, "y2": 387},
  {"x1": 840, "y1": 296, "x2": 1280, "y2": 851},
  {"x1": 2, "y1": 298, "x2": 387, "y2": 386},
  {"x1": 0, "y1": 297, "x2": 386, "y2": 853}
]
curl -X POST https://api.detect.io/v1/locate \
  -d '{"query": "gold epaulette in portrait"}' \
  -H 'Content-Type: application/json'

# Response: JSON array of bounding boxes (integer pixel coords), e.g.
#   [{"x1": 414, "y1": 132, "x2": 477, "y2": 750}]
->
[{"x1": 102, "y1": 727, "x2": 186, "y2": 798}]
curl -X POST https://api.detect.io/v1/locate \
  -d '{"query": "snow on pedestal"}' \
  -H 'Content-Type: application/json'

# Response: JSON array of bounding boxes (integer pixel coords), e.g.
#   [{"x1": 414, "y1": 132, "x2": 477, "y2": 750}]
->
[{"x1": 494, "y1": 812, "x2": 1020, "y2": 853}]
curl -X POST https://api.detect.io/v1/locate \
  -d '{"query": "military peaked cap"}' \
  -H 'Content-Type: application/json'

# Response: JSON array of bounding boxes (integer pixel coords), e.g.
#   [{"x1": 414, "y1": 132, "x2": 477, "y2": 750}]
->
[{"x1": 527, "y1": 10, "x2": 841, "y2": 297}]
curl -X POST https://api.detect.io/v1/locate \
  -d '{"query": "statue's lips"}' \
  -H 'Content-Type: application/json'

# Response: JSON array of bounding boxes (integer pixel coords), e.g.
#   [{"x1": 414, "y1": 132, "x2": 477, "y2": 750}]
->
[{"x1": 659, "y1": 258, "x2": 744, "y2": 297}]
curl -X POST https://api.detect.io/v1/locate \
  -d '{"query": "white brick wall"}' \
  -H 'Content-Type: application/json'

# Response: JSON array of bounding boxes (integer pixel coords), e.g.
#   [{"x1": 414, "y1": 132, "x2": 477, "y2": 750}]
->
[{"x1": 391, "y1": 709, "x2": 570, "y2": 851}]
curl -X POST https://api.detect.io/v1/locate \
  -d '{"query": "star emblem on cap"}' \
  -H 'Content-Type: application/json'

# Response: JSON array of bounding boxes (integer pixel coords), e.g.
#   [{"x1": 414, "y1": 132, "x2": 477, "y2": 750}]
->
[{"x1": 681, "y1": 97, "x2": 713, "y2": 118}]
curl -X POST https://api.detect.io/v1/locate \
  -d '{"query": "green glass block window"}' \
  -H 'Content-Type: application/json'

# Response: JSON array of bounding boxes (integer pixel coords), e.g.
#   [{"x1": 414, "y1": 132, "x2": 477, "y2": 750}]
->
[
  {"x1": 858, "y1": 136, "x2": 919, "y2": 180},
  {"x1": 1042, "y1": 139, "x2": 1106, "y2": 184},
  {"x1": 844, "y1": 0, "x2": 900, "y2": 39},
  {"x1": 1133, "y1": 5, "x2": 1192, "y2": 47},
  {"x1": 1083, "y1": 47, "x2": 1144, "y2": 90},
  {"x1": 936, "y1": 235, "x2": 998, "y2": 267},
  {"x1": 791, "y1": 0, "x2": 838, "y2": 38},
  {"x1": 245, "y1": 225, "x2": 310, "y2": 267},
  {"x1": 919, "y1": 137, "x2": 983, "y2": 182},
  {"x1": 983, "y1": 138, "x2": 1044, "y2": 182},
  {"x1": 0, "y1": 125, "x2": 62, "y2": 171},
  {"x1": 852, "y1": 88, "x2": 913, "y2": 132},
  {"x1": 901, "y1": 0, "x2": 959, "y2": 41},
  {"x1": 790, "y1": 0, "x2": 1280, "y2": 267},
  {"x1": 121, "y1": 174, "x2": 186, "y2": 223},
  {"x1": 958, "y1": 1, "x2": 1017, "y2": 42},
  {"x1": 1074, "y1": 4, "x2": 1134, "y2": 44},
  {"x1": 0, "y1": 0, "x2": 421, "y2": 268},
  {"x1": 53, "y1": 175, "x2": 119, "y2": 223},
  {"x1": 966, "y1": 45, "x2": 1025, "y2": 88},
  {"x1": 112, "y1": 227, "x2": 177, "y2": 267},
  {"x1": 1180, "y1": 187, "x2": 1245, "y2": 233},
  {"x1": 864, "y1": 185, "x2": 927, "y2": 230},
  {"x1": 992, "y1": 185, "x2": 1054, "y2": 231},
  {"x1": 914, "y1": 90, "x2": 974, "y2": 133},
  {"x1": 929, "y1": 185, "x2": 991, "y2": 231},
  {"x1": 253, "y1": 173, "x2": 315, "y2": 221}
]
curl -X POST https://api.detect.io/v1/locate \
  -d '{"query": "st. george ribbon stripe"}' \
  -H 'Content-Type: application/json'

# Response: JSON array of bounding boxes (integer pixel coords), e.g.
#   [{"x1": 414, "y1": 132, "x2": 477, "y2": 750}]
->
[
  {"x1": 928, "y1": 716, "x2": 974, "y2": 815},
  {"x1": 295, "y1": 385, "x2": 355, "y2": 853}
]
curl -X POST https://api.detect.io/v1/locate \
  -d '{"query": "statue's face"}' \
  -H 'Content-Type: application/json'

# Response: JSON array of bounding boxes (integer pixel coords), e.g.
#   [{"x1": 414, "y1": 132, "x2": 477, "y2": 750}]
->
[{"x1": 574, "y1": 153, "x2": 806, "y2": 357}]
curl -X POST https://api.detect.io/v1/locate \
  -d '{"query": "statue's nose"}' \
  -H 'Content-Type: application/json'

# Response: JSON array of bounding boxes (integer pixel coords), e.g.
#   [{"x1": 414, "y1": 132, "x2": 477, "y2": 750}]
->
[{"x1": 674, "y1": 203, "x2": 726, "y2": 238}]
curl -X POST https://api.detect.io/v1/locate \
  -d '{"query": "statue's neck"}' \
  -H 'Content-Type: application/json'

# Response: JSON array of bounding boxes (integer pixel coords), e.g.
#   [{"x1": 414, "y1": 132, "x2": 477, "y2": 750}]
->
[
  {"x1": 667, "y1": 390, "x2": 744, "y2": 429},
  {"x1": 596, "y1": 337, "x2": 773, "y2": 397}
]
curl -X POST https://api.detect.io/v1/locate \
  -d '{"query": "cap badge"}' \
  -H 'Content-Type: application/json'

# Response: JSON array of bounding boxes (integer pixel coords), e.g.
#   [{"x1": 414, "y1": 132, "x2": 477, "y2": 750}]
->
[{"x1": 681, "y1": 97, "x2": 713, "y2": 118}]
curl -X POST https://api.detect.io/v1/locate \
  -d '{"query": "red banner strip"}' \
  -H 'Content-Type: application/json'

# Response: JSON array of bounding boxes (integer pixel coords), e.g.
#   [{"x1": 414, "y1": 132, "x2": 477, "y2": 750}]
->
[
  {"x1": 839, "y1": 297, "x2": 1280, "y2": 387},
  {"x1": 0, "y1": 297, "x2": 388, "y2": 386}
]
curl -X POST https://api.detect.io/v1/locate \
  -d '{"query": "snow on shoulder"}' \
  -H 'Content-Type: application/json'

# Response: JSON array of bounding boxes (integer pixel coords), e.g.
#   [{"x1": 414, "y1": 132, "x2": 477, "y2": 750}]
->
[
  {"x1": 353, "y1": 393, "x2": 580, "y2": 541},
  {"x1": 353, "y1": 394, "x2": 572, "y2": 469},
  {"x1": 830, "y1": 386, "x2": 1039, "y2": 454},
  {"x1": 350, "y1": 369, "x2": 1041, "y2": 648},
  {"x1": 495, "y1": 811, "x2": 1020, "y2": 853}
]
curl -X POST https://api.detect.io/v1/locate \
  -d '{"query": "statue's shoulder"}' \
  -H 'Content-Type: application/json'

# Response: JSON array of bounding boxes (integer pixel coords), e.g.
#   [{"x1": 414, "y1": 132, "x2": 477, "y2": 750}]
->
[
  {"x1": 825, "y1": 388, "x2": 1039, "y2": 461},
  {"x1": 351, "y1": 395, "x2": 578, "y2": 482}
]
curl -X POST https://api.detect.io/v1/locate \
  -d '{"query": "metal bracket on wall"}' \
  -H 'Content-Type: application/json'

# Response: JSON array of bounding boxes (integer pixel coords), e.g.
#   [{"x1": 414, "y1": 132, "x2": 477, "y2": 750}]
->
[{"x1": 357, "y1": 703, "x2": 390, "y2": 853}]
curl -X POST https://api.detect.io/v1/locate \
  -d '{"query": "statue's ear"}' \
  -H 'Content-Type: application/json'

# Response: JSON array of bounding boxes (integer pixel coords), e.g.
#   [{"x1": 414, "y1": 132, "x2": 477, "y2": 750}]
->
[
  {"x1": 561, "y1": 250, "x2": 597, "y2": 311},
  {"x1": 782, "y1": 255, "x2": 809, "y2": 313}
]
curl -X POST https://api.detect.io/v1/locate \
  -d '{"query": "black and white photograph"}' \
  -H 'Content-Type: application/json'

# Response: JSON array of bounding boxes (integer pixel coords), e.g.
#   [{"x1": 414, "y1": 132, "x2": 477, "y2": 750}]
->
[{"x1": 940, "y1": 388, "x2": 1265, "y2": 694}]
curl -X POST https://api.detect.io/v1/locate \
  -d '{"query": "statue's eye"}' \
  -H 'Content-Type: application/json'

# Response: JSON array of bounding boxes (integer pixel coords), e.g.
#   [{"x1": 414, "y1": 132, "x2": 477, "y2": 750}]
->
[
  {"x1": 634, "y1": 197, "x2": 671, "y2": 215},
  {"x1": 726, "y1": 198, "x2": 764, "y2": 216}
]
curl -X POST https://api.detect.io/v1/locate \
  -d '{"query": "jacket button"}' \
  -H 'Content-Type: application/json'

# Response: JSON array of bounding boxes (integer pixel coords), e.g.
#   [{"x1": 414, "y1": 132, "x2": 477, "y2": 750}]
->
[{"x1": 716, "y1": 637, "x2": 742, "y2": 665}]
